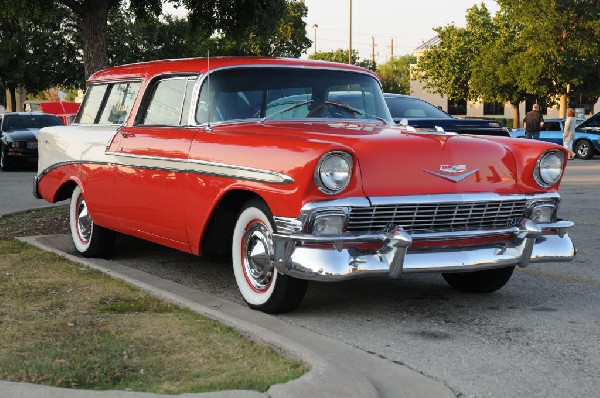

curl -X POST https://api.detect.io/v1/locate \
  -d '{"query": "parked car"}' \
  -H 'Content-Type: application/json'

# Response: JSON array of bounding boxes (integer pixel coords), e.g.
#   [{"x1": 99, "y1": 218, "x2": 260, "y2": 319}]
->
[
  {"x1": 35, "y1": 57, "x2": 575, "y2": 313},
  {"x1": 510, "y1": 113, "x2": 600, "y2": 159},
  {"x1": 23, "y1": 100, "x2": 80, "y2": 125},
  {"x1": 0, "y1": 112, "x2": 63, "y2": 170},
  {"x1": 384, "y1": 93, "x2": 510, "y2": 136}
]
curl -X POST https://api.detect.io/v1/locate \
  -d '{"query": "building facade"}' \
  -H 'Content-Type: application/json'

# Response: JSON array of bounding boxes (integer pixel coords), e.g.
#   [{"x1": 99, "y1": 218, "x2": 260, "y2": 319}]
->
[{"x1": 409, "y1": 37, "x2": 599, "y2": 127}]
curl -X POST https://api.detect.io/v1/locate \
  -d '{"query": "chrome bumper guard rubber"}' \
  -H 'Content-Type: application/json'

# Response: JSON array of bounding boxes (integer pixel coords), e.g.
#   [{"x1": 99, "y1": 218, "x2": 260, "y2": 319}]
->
[{"x1": 273, "y1": 219, "x2": 575, "y2": 282}]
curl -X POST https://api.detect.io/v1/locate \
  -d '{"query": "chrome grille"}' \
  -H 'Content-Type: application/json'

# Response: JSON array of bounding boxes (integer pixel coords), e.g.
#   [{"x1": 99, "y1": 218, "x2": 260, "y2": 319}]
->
[{"x1": 347, "y1": 199, "x2": 528, "y2": 233}]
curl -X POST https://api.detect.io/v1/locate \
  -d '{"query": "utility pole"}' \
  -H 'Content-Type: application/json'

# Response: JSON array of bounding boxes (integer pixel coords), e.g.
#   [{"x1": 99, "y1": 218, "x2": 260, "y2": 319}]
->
[
  {"x1": 390, "y1": 38, "x2": 394, "y2": 59},
  {"x1": 348, "y1": 0, "x2": 353, "y2": 64},
  {"x1": 312, "y1": 24, "x2": 318, "y2": 55},
  {"x1": 371, "y1": 36, "x2": 375, "y2": 64}
]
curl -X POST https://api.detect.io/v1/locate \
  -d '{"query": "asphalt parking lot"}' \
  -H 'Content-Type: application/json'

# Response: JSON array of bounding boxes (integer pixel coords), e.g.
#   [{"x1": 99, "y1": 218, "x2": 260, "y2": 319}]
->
[{"x1": 1, "y1": 158, "x2": 599, "y2": 397}]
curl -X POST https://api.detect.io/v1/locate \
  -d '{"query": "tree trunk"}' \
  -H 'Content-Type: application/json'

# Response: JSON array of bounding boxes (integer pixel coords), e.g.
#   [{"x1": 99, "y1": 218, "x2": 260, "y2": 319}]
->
[
  {"x1": 512, "y1": 102, "x2": 520, "y2": 129},
  {"x1": 559, "y1": 94, "x2": 567, "y2": 118},
  {"x1": 77, "y1": 0, "x2": 112, "y2": 79},
  {"x1": 8, "y1": 86, "x2": 17, "y2": 112}
]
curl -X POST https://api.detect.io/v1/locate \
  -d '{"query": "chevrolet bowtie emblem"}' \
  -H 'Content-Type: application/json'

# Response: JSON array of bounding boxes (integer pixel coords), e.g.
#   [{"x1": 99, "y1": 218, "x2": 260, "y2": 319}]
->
[{"x1": 423, "y1": 164, "x2": 479, "y2": 182}]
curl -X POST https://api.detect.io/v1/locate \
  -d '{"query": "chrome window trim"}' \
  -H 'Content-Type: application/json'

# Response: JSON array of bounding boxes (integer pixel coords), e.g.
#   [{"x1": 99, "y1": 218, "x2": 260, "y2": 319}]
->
[
  {"x1": 135, "y1": 74, "x2": 200, "y2": 127},
  {"x1": 74, "y1": 79, "x2": 144, "y2": 126},
  {"x1": 189, "y1": 64, "x2": 388, "y2": 128}
]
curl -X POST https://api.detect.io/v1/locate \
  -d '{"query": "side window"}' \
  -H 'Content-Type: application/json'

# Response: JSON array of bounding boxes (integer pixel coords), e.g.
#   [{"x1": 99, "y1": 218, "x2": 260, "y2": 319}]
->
[
  {"x1": 76, "y1": 84, "x2": 108, "y2": 124},
  {"x1": 97, "y1": 82, "x2": 141, "y2": 124},
  {"x1": 140, "y1": 77, "x2": 196, "y2": 126},
  {"x1": 545, "y1": 122, "x2": 561, "y2": 131}
]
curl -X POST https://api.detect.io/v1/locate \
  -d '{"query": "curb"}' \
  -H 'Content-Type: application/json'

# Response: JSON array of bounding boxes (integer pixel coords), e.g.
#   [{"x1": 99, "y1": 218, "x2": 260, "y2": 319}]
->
[{"x1": 11, "y1": 235, "x2": 454, "y2": 398}]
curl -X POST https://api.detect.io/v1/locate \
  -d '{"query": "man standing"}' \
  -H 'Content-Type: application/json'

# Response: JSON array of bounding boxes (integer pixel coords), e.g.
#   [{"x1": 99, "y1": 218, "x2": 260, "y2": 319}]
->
[{"x1": 524, "y1": 104, "x2": 544, "y2": 139}]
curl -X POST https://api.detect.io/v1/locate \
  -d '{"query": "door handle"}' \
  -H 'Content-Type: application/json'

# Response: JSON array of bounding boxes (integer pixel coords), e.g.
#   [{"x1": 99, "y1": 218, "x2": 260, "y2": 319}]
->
[{"x1": 121, "y1": 131, "x2": 134, "y2": 138}]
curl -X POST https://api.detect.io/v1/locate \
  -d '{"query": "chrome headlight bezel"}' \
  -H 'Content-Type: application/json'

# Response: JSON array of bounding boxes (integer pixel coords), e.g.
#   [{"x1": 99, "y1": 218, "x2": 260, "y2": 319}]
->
[
  {"x1": 314, "y1": 151, "x2": 353, "y2": 195},
  {"x1": 534, "y1": 150, "x2": 564, "y2": 188},
  {"x1": 11, "y1": 141, "x2": 25, "y2": 149}
]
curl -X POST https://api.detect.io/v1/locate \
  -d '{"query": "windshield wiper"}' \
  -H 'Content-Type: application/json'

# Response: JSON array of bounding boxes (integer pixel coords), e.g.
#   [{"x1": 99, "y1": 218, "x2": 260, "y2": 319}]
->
[
  {"x1": 320, "y1": 101, "x2": 387, "y2": 124},
  {"x1": 260, "y1": 100, "x2": 314, "y2": 123}
]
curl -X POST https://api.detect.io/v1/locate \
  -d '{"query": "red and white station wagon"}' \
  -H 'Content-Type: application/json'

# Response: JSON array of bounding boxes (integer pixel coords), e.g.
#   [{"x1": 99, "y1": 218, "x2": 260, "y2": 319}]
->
[{"x1": 35, "y1": 57, "x2": 575, "y2": 313}]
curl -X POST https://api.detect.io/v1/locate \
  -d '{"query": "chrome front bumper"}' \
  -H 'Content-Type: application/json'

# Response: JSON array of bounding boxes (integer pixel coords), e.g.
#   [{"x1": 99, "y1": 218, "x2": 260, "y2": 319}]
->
[{"x1": 272, "y1": 219, "x2": 576, "y2": 282}]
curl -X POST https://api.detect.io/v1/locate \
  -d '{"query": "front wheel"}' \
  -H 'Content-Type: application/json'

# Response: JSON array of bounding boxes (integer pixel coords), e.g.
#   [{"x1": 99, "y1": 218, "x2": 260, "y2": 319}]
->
[
  {"x1": 442, "y1": 266, "x2": 514, "y2": 293},
  {"x1": 575, "y1": 140, "x2": 595, "y2": 160},
  {"x1": 232, "y1": 199, "x2": 307, "y2": 313},
  {"x1": 69, "y1": 186, "x2": 115, "y2": 258}
]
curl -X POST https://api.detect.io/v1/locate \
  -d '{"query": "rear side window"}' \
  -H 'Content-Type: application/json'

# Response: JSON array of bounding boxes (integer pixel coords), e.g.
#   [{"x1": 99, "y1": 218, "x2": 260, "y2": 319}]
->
[
  {"x1": 75, "y1": 81, "x2": 141, "y2": 125},
  {"x1": 139, "y1": 76, "x2": 197, "y2": 126},
  {"x1": 76, "y1": 84, "x2": 108, "y2": 124},
  {"x1": 97, "y1": 82, "x2": 141, "y2": 124}
]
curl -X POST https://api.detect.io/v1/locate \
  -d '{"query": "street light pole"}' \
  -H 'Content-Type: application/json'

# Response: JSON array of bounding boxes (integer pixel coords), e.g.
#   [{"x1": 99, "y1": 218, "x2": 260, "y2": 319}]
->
[
  {"x1": 312, "y1": 24, "x2": 318, "y2": 55},
  {"x1": 348, "y1": 0, "x2": 353, "y2": 64}
]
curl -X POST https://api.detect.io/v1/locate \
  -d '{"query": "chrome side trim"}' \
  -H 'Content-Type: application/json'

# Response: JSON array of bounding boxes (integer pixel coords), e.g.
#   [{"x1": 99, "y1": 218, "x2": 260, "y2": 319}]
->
[{"x1": 39, "y1": 157, "x2": 294, "y2": 185}]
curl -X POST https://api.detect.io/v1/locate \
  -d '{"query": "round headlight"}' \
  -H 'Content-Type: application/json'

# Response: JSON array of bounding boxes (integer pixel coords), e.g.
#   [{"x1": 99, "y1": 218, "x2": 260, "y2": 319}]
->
[
  {"x1": 534, "y1": 151, "x2": 564, "y2": 187},
  {"x1": 314, "y1": 151, "x2": 353, "y2": 194}
]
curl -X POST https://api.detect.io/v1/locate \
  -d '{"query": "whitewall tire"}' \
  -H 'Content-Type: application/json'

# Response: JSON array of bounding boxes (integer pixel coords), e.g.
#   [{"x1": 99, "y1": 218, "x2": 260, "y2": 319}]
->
[
  {"x1": 69, "y1": 186, "x2": 115, "y2": 257},
  {"x1": 232, "y1": 199, "x2": 307, "y2": 313}
]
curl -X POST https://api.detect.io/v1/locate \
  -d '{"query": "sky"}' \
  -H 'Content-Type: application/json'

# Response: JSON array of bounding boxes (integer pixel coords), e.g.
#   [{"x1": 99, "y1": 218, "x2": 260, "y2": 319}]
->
[
  {"x1": 303, "y1": 0, "x2": 499, "y2": 62},
  {"x1": 164, "y1": 0, "x2": 501, "y2": 63}
]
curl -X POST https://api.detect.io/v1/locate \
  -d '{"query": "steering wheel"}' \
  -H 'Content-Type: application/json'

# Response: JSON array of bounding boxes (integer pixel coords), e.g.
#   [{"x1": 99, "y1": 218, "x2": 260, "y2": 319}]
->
[{"x1": 307, "y1": 102, "x2": 355, "y2": 119}]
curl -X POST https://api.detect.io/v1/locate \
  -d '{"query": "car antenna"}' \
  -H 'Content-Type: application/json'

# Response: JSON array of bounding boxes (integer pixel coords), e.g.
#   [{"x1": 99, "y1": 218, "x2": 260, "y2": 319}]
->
[{"x1": 206, "y1": 50, "x2": 212, "y2": 132}]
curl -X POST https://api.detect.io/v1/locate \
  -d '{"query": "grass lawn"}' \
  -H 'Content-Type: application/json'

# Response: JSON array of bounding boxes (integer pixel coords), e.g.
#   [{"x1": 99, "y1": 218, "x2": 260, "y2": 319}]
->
[{"x1": 0, "y1": 208, "x2": 305, "y2": 393}]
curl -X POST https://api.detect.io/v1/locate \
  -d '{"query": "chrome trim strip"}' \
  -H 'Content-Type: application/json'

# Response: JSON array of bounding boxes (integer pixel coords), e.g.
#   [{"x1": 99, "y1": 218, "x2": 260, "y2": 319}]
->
[
  {"x1": 39, "y1": 157, "x2": 294, "y2": 185},
  {"x1": 423, "y1": 168, "x2": 479, "y2": 183},
  {"x1": 367, "y1": 192, "x2": 560, "y2": 206}
]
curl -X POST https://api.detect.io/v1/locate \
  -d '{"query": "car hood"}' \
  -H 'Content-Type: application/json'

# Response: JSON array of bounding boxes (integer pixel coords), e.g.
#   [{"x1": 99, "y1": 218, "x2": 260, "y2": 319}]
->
[
  {"x1": 393, "y1": 117, "x2": 507, "y2": 135},
  {"x1": 244, "y1": 121, "x2": 521, "y2": 197},
  {"x1": 351, "y1": 130, "x2": 519, "y2": 197},
  {"x1": 2, "y1": 128, "x2": 39, "y2": 141}
]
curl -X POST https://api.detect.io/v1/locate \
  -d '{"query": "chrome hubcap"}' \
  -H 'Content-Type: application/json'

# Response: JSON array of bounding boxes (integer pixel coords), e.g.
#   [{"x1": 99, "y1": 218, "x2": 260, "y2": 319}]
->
[
  {"x1": 76, "y1": 196, "x2": 93, "y2": 243},
  {"x1": 242, "y1": 221, "x2": 274, "y2": 291},
  {"x1": 578, "y1": 143, "x2": 589, "y2": 156}
]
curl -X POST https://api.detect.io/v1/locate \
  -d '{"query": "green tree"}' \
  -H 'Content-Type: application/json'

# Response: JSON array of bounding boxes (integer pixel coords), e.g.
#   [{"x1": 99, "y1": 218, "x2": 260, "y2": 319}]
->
[
  {"x1": 107, "y1": 7, "x2": 195, "y2": 65},
  {"x1": 376, "y1": 55, "x2": 416, "y2": 94},
  {"x1": 0, "y1": 0, "x2": 164, "y2": 78},
  {"x1": 414, "y1": 4, "x2": 495, "y2": 102},
  {"x1": 309, "y1": 49, "x2": 376, "y2": 71},
  {"x1": 1, "y1": 0, "x2": 311, "y2": 86},
  {"x1": 496, "y1": 0, "x2": 600, "y2": 117},
  {"x1": 0, "y1": 5, "x2": 82, "y2": 110},
  {"x1": 469, "y1": 10, "x2": 529, "y2": 127},
  {"x1": 182, "y1": 0, "x2": 310, "y2": 57}
]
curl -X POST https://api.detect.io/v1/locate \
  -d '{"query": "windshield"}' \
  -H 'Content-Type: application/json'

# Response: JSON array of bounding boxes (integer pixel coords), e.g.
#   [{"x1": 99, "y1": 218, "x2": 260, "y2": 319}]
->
[
  {"x1": 2, "y1": 114, "x2": 63, "y2": 131},
  {"x1": 386, "y1": 96, "x2": 451, "y2": 119},
  {"x1": 195, "y1": 67, "x2": 392, "y2": 124}
]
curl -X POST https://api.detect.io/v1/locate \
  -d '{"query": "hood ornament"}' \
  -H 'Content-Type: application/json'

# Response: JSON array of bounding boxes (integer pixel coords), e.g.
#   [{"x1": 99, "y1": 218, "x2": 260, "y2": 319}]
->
[{"x1": 423, "y1": 164, "x2": 478, "y2": 182}]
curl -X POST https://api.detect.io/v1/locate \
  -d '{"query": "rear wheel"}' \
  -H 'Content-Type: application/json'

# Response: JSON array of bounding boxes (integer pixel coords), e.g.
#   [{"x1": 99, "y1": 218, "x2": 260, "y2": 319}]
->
[
  {"x1": 575, "y1": 140, "x2": 595, "y2": 159},
  {"x1": 69, "y1": 186, "x2": 115, "y2": 257},
  {"x1": 442, "y1": 266, "x2": 515, "y2": 293},
  {"x1": 231, "y1": 199, "x2": 307, "y2": 313}
]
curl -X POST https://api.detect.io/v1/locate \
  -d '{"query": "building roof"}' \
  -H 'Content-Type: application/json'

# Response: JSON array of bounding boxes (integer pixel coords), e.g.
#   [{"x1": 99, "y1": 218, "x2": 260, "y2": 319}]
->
[{"x1": 415, "y1": 36, "x2": 440, "y2": 51}]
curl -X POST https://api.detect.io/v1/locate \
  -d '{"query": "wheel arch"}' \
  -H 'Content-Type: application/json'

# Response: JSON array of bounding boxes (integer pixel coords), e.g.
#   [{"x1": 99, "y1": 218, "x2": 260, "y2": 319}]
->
[
  {"x1": 54, "y1": 179, "x2": 78, "y2": 202},
  {"x1": 200, "y1": 189, "x2": 268, "y2": 258}
]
